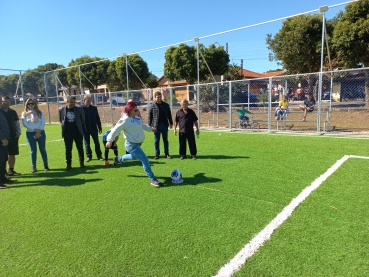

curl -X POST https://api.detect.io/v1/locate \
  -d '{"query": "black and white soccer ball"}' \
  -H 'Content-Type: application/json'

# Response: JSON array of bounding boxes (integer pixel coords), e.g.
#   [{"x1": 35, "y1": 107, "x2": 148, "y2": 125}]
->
[{"x1": 171, "y1": 170, "x2": 183, "y2": 184}]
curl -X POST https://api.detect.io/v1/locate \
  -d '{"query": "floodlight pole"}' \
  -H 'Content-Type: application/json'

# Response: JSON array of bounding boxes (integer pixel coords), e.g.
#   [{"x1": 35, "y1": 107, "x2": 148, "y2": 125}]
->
[
  {"x1": 54, "y1": 71, "x2": 60, "y2": 107},
  {"x1": 43, "y1": 72, "x2": 51, "y2": 123},
  {"x1": 19, "y1": 71, "x2": 25, "y2": 107},
  {"x1": 194, "y1": 37, "x2": 200, "y2": 125},
  {"x1": 125, "y1": 54, "x2": 129, "y2": 101},
  {"x1": 79, "y1": 66, "x2": 83, "y2": 95},
  {"x1": 318, "y1": 5, "x2": 328, "y2": 134}
]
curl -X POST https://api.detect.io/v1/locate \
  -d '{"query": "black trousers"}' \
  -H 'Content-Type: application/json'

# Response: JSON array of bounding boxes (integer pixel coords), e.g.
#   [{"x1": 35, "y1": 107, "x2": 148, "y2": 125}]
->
[
  {"x1": 0, "y1": 144, "x2": 8, "y2": 183},
  {"x1": 179, "y1": 132, "x2": 197, "y2": 157},
  {"x1": 63, "y1": 131, "x2": 84, "y2": 166},
  {"x1": 84, "y1": 127, "x2": 102, "y2": 159}
]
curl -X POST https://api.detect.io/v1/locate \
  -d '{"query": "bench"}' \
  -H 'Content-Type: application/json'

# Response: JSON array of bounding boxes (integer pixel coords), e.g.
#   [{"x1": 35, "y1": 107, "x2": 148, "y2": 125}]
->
[{"x1": 276, "y1": 111, "x2": 330, "y2": 131}]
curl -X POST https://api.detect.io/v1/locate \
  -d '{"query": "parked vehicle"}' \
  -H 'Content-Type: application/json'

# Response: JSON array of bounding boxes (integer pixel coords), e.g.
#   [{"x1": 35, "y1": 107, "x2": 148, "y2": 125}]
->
[{"x1": 110, "y1": 93, "x2": 126, "y2": 105}]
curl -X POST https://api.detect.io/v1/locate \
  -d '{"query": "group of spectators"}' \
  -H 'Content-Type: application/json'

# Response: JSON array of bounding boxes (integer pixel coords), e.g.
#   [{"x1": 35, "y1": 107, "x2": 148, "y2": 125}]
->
[{"x1": 0, "y1": 91, "x2": 200, "y2": 189}]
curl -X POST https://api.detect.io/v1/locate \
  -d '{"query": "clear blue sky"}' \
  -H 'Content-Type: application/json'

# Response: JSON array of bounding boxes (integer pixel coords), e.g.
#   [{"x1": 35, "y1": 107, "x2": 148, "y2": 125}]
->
[{"x1": 0, "y1": 0, "x2": 353, "y2": 77}]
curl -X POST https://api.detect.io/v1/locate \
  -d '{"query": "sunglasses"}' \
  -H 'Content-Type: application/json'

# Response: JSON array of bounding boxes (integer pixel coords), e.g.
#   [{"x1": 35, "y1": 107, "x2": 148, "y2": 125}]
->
[{"x1": 27, "y1": 103, "x2": 35, "y2": 105}]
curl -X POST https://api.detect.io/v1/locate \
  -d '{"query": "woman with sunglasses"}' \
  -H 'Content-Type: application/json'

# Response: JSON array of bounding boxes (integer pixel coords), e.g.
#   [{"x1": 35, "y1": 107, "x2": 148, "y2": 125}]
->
[
  {"x1": 105, "y1": 101, "x2": 162, "y2": 187},
  {"x1": 21, "y1": 99, "x2": 49, "y2": 173}
]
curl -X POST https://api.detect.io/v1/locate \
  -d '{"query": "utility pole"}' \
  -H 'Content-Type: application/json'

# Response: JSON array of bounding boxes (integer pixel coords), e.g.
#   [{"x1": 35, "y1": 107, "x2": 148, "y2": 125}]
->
[
  {"x1": 226, "y1": 43, "x2": 228, "y2": 53},
  {"x1": 241, "y1": 59, "x2": 243, "y2": 73}
]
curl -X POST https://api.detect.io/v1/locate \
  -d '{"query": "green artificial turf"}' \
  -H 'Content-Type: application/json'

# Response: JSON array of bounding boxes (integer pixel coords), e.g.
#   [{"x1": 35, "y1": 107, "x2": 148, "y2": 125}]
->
[{"x1": 1, "y1": 124, "x2": 368, "y2": 276}]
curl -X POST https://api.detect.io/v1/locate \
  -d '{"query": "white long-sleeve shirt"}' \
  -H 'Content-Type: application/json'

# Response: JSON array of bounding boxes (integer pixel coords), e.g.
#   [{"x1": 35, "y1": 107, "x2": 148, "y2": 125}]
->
[
  {"x1": 107, "y1": 114, "x2": 153, "y2": 144},
  {"x1": 22, "y1": 111, "x2": 45, "y2": 132}
]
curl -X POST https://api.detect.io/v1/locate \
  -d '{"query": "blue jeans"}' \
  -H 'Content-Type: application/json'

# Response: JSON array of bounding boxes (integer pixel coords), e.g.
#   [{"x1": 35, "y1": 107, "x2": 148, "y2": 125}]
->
[
  {"x1": 117, "y1": 141, "x2": 155, "y2": 180},
  {"x1": 154, "y1": 123, "x2": 169, "y2": 156},
  {"x1": 26, "y1": 130, "x2": 48, "y2": 167}
]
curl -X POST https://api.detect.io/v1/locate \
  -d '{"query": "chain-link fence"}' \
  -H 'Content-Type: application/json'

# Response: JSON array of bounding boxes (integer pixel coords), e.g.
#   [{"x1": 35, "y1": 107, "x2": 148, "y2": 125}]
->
[{"x1": 2, "y1": 67, "x2": 369, "y2": 136}]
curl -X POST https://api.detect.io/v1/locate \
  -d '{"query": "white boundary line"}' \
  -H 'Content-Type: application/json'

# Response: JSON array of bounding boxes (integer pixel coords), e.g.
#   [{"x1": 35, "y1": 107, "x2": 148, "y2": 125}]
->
[{"x1": 214, "y1": 155, "x2": 369, "y2": 277}]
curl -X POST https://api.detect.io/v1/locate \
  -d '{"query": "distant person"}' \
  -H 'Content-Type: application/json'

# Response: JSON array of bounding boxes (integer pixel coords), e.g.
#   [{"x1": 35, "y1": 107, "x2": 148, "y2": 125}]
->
[
  {"x1": 275, "y1": 95, "x2": 289, "y2": 120},
  {"x1": 106, "y1": 101, "x2": 162, "y2": 187},
  {"x1": 174, "y1": 99, "x2": 199, "y2": 160},
  {"x1": 148, "y1": 91, "x2": 173, "y2": 159},
  {"x1": 82, "y1": 95, "x2": 103, "y2": 162},
  {"x1": 59, "y1": 96, "x2": 85, "y2": 170},
  {"x1": 0, "y1": 97, "x2": 11, "y2": 189},
  {"x1": 102, "y1": 128, "x2": 119, "y2": 166},
  {"x1": 21, "y1": 98, "x2": 49, "y2": 173},
  {"x1": 236, "y1": 105, "x2": 250, "y2": 128},
  {"x1": 300, "y1": 94, "x2": 316, "y2": 121},
  {"x1": 296, "y1": 87, "x2": 303, "y2": 101},
  {"x1": 1, "y1": 96, "x2": 22, "y2": 177}
]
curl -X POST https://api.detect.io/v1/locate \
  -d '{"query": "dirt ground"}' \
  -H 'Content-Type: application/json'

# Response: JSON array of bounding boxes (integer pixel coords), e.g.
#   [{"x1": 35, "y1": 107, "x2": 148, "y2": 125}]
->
[{"x1": 11, "y1": 102, "x2": 369, "y2": 135}]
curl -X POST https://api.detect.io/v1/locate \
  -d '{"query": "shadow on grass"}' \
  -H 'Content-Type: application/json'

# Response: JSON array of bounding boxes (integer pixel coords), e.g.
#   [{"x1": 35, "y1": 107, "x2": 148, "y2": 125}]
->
[
  {"x1": 6, "y1": 166, "x2": 104, "y2": 188},
  {"x1": 153, "y1": 155, "x2": 250, "y2": 160},
  {"x1": 126, "y1": 172, "x2": 222, "y2": 188}
]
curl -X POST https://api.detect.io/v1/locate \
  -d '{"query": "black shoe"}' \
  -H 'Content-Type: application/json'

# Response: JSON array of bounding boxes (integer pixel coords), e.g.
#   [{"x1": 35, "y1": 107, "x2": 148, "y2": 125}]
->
[
  {"x1": 166, "y1": 155, "x2": 172, "y2": 159},
  {"x1": 192, "y1": 155, "x2": 197, "y2": 160},
  {"x1": 7, "y1": 170, "x2": 21, "y2": 176},
  {"x1": 154, "y1": 155, "x2": 160, "y2": 160},
  {"x1": 113, "y1": 156, "x2": 119, "y2": 166},
  {"x1": 180, "y1": 156, "x2": 186, "y2": 160},
  {"x1": 0, "y1": 183, "x2": 8, "y2": 189},
  {"x1": 98, "y1": 157, "x2": 104, "y2": 161},
  {"x1": 65, "y1": 165, "x2": 72, "y2": 171},
  {"x1": 31, "y1": 167, "x2": 37, "y2": 173},
  {"x1": 80, "y1": 163, "x2": 85, "y2": 168},
  {"x1": 44, "y1": 166, "x2": 49, "y2": 172},
  {"x1": 86, "y1": 157, "x2": 91, "y2": 162}
]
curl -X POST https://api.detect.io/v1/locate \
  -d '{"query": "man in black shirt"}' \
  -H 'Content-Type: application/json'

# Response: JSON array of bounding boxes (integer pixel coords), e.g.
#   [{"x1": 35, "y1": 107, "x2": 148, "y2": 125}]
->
[
  {"x1": 1, "y1": 96, "x2": 22, "y2": 177},
  {"x1": 174, "y1": 99, "x2": 199, "y2": 160},
  {"x1": 0, "y1": 97, "x2": 12, "y2": 189},
  {"x1": 148, "y1": 91, "x2": 173, "y2": 159},
  {"x1": 82, "y1": 95, "x2": 103, "y2": 162},
  {"x1": 59, "y1": 96, "x2": 85, "y2": 170}
]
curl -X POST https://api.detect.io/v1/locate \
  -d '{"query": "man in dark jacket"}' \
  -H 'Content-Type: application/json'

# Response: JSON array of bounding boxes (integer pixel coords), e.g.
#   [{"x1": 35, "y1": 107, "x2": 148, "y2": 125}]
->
[
  {"x1": 59, "y1": 96, "x2": 85, "y2": 170},
  {"x1": 82, "y1": 95, "x2": 103, "y2": 162},
  {"x1": 0, "y1": 97, "x2": 13, "y2": 188},
  {"x1": 1, "y1": 96, "x2": 22, "y2": 177},
  {"x1": 148, "y1": 91, "x2": 173, "y2": 159}
]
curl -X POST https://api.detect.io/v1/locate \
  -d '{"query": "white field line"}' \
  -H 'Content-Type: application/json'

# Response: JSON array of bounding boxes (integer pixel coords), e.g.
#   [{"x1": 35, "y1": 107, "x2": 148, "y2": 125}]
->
[{"x1": 214, "y1": 155, "x2": 369, "y2": 277}]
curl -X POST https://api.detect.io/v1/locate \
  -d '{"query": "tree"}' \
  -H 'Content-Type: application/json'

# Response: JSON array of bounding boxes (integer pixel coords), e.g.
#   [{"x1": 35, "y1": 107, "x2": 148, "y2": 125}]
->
[
  {"x1": 332, "y1": 0, "x2": 369, "y2": 106},
  {"x1": 332, "y1": 0, "x2": 369, "y2": 68},
  {"x1": 0, "y1": 74, "x2": 20, "y2": 96},
  {"x1": 114, "y1": 54, "x2": 153, "y2": 90},
  {"x1": 223, "y1": 63, "x2": 244, "y2": 81},
  {"x1": 164, "y1": 44, "x2": 197, "y2": 83},
  {"x1": 67, "y1": 56, "x2": 109, "y2": 93},
  {"x1": 163, "y1": 43, "x2": 229, "y2": 84},
  {"x1": 266, "y1": 14, "x2": 334, "y2": 74}
]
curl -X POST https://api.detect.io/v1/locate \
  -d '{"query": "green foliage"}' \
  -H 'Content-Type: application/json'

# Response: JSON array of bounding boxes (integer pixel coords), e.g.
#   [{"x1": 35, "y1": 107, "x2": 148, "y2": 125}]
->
[
  {"x1": 164, "y1": 43, "x2": 229, "y2": 83},
  {"x1": 223, "y1": 63, "x2": 244, "y2": 81},
  {"x1": 114, "y1": 54, "x2": 153, "y2": 90},
  {"x1": 67, "y1": 55, "x2": 110, "y2": 91},
  {"x1": 0, "y1": 74, "x2": 20, "y2": 96},
  {"x1": 164, "y1": 44, "x2": 197, "y2": 83},
  {"x1": 332, "y1": 0, "x2": 369, "y2": 67},
  {"x1": 266, "y1": 14, "x2": 334, "y2": 74}
]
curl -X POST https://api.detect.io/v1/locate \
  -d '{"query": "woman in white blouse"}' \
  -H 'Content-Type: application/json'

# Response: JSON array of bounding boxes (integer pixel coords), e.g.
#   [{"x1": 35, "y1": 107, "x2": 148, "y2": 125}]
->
[{"x1": 21, "y1": 99, "x2": 49, "y2": 173}]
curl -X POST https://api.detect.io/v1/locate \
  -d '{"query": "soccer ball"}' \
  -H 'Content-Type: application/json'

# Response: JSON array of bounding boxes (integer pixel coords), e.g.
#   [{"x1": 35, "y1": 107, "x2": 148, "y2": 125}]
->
[{"x1": 171, "y1": 170, "x2": 183, "y2": 184}]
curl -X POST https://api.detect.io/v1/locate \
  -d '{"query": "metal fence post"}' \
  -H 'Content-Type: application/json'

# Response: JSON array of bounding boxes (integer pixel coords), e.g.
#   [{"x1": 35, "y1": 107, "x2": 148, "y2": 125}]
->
[{"x1": 268, "y1": 77, "x2": 272, "y2": 132}]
